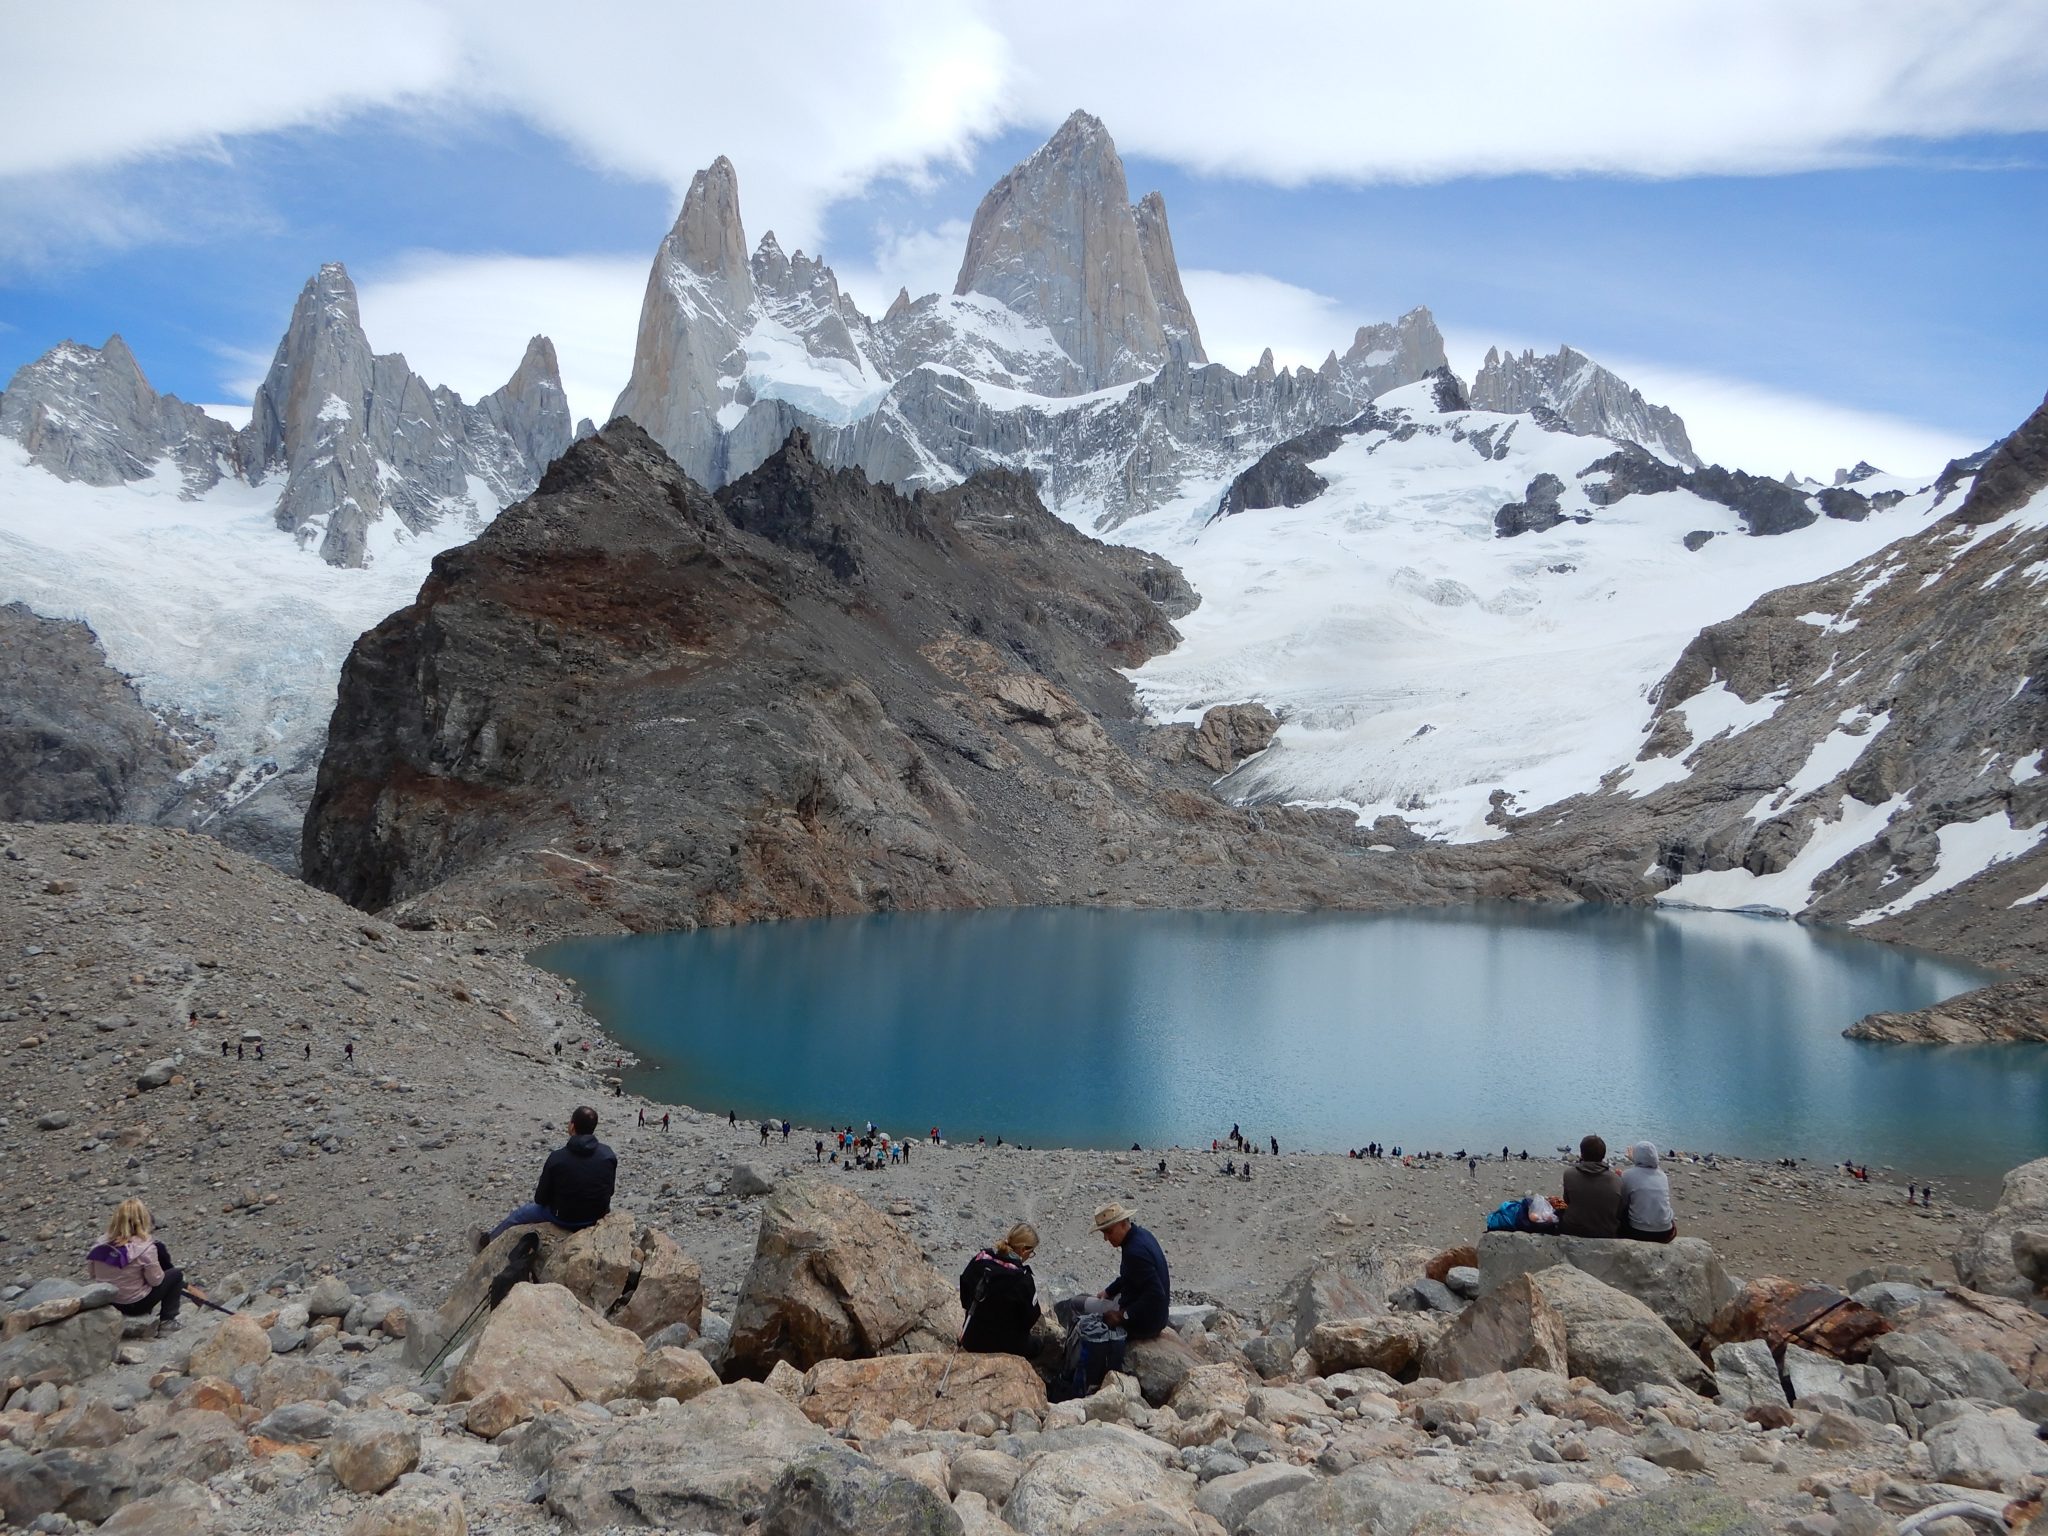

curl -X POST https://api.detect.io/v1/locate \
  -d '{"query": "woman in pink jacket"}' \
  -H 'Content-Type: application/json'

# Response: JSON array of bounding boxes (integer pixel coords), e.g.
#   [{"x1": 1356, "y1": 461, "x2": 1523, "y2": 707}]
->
[{"x1": 86, "y1": 1198, "x2": 183, "y2": 1332}]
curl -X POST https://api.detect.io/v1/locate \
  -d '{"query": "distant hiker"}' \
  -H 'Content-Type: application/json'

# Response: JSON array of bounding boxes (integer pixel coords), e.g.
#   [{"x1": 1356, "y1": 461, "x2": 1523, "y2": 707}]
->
[
  {"x1": 344, "y1": 1042, "x2": 354, "y2": 1063},
  {"x1": 930, "y1": 1126, "x2": 940, "y2": 1145},
  {"x1": 815, "y1": 1138, "x2": 825, "y2": 1164},
  {"x1": 637, "y1": 1108, "x2": 645, "y2": 1128},
  {"x1": 1502, "y1": 1146, "x2": 1510, "y2": 1160},
  {"x1": 235, "y1": 1042, "x2": 243, "y2": 1060},
  {"x1": 1091, "y1": 1202, "x2": 1170, "y2": 1341},
  {"x1": 660, "y1": 1112, "x2": 669, "y2": 1132},
  {"x1": 87, "y1": 1198, "x2": 182, "y2": 1333},
  {"x1": 254, "y1": 1041, "x2": 264, "y2": 1061},
  {"x1": 760, "y1": 1121, "x2": 771, "y2": 1145},
  {"x1": 1240, "y1": 1160, "x2": 1251, "y2": 1182},
  {"x1": 478, "y1": 1105, "x2": 616, "y2": 1249},
  {"x1": 553, "y1": 1041, "x2": 562, "y2": 1057},
  {"x1": 781, "y1": 1120, "x2": 790, "y2": 1141},
  {"x1": 1270, "y1": 1136, "x2": 1279, "y2": 1157},
  {"x1": 1468, "y1": 1157, "x2": 1477, "y2": 1176},
  {"x1": 960, "y1": 1223, "x2": 1042, "y2": 1356},
  {"x1": 1619, "y1": 1143, "x2": 1677, "y2": 1242},
  {"x1": 613, "y1": 1081, "x2": 623, "y2": 1098},
  {"x1": 1157, "y1": 1159, "x2": 1168, "y2": 1177},
  {"x1": 1559, "y1": 1135, "x2": 1625, "y2": 1239},
  {"x1": 303, "y1": 1043, "x2": 311, "y2": 1060},
  {"x1": 729, "y1": 1109, "x2": 736, "y2": 1126},
  {"x1": 220, "y1": 1040, "x2": 229, "y2": 1058}
]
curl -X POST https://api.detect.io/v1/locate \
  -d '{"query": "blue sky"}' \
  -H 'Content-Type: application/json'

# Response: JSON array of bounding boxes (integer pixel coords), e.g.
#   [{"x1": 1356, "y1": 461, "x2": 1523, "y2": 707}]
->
[{"x1": 3, "y1": 1, "x2": 2045, "y2": 478}]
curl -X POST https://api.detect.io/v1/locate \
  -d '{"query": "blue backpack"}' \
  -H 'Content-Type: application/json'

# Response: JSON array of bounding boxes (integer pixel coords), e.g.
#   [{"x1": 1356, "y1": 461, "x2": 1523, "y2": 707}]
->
[{"x1": 1485, "y1": 1198, "x2": 1528, "y2": 1233}]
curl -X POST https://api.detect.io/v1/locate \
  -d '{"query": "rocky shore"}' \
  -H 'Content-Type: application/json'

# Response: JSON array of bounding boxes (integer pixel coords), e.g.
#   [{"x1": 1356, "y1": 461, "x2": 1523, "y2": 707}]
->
[{"x1": 7, "y1": 819, "x2": 2048, "y2": 1534}]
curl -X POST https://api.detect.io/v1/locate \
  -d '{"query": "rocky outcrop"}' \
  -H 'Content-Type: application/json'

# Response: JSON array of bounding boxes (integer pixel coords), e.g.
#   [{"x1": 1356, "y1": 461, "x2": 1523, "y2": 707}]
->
[
  {"x1": 1476, "y1": 1232, "x2": 1736, "y2": 1345},
  {"x1": 0, "y1": 604, "x2": 185, "y2": 824},
  {"x1": 1848, "y1": 978, "x2": 2048, "y2": 1042},
  {"x1": 0, "y1": 337, "x2": 239, "y2": 494},
  {"x1": 443, "y1": 1283, "x2": 645, "y2": 1410},
  {"x1": 1493, "y1": 472, "x2": 1574, "y2": 538},
  {"x1": 304, "y1": 423, "x2": 1584, "y2": 935},
  {"x1": 1955, "y1": 1156, "x2": 2048, "y2": 1302},
  {"x1": 954, "y1": 110, "x2": 1172, "y2": 392},
  {"x1": 1472, "y1": 344, "x2": 1699, "y2": 467},
  {"x1": 1132, "y1": 191, "x2": 1206, "y2": 369}
]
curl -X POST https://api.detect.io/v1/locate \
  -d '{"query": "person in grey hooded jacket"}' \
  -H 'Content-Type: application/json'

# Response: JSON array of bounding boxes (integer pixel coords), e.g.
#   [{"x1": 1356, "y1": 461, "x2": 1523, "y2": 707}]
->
[{"x1": 1619, "y1": 1142, "x2": 1677, "y2": 1242}]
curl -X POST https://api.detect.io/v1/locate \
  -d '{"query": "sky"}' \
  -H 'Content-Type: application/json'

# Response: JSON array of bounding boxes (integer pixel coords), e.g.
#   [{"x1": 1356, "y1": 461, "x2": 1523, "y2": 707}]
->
[{"x1": 2, "y1": 1, "x2": 2046, "y2": 481}]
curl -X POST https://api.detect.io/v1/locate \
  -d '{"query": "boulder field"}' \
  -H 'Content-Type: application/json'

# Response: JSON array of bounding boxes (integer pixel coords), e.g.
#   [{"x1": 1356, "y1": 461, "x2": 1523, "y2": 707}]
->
[{"x1": 6, "y1": 1165, "x2": 2048, "y2": 1535}]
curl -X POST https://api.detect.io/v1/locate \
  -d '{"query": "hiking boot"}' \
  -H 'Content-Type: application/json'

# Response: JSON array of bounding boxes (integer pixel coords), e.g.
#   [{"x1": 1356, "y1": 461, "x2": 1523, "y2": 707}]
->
[{"x1": 153, "y1": 1317, "x2": 184, "y2": 1338}]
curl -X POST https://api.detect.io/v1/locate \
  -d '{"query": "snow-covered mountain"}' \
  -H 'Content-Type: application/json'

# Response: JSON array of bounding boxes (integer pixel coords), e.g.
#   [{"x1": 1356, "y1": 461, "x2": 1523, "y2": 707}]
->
[
  {"x1": 7, "y1": 103, "x2": 2011, "y2": 927},
  {"x1": 610, "y1": 111, "x2": 1458, "y2": 529},
  {"x1": 0, "y1": 266, "x2": 577, "y2": 860}
]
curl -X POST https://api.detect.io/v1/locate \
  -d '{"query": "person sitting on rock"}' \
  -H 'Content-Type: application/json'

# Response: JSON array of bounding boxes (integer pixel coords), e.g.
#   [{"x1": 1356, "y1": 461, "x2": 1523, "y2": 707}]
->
[
  {"x1": 1092, "y1": 1202, "x2": 1170, "y2": 1341},
  {"x1": 476, "y1": 1105, "x2": 616, "y2": 1250},
  {"x1": 1558, "y1": 1134, "x2": 1624, "y2": 1239},
  {"x1": 959, "y1": 1223, "x2": 1041, "y2": 1356},
  {"x1": 87, "y1": 1197, "x2": 183, "y2": 1333},
  {"x1": 1618, "y1": 1142, "x2": 1678, "y2": 1243}
]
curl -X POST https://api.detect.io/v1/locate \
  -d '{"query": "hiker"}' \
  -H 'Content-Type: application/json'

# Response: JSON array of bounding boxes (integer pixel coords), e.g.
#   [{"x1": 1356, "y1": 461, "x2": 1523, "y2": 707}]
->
[
  {"x1": 781, "y1": 1120, "x2": 791, "y2": 1141},
  {"x1": 1091, "y1": 1202, "x2": 1170, "y2": 1341},
  {"x1": 1619, "y1": 1142, "x2": 1678, "y2": 1242},
  {"x1": 960, "y1": 1223, "x2": 1041, "y2": 1356},
  {"x1": 235, "y1": 1042, "x2": 243, "y2": 1060},
  {"x1": 1558, "y1": 1134, "x2": 1624, "y2": 1238},
  {"x1": 255, "y1": 1041, "x2": 264, "y2": 1061},
  {"x1": 815, "y1": 1138, "x2": 825, "y2": 1164},
  {"x1": 760, "y1": 1121, "x2": 771, "y2": 1145},
  {"x1": 478, "y1": 1105, "x2": 616, "y2": 1248},
  {"x1": 729, "y1": 1109, "x2": 736, "y2": 1126},
  {"x1": 220, "y1": 1040, "x2": 229, "y2": 1058},
  {"x1": 553, "y1": 1040, "x2": 562, "y2": 1057},
  {"x1": 1270, "y1": 1136, "x2": 1279, "y2": 1156},
  {"x1": 344, "y1": 1041, "x2": 353, "y2": 1063},
  {"x1": 637, "y1": 1108, "x2": 645, "y2": 1128},
  {"x1": 303, "y1": 1043, "x2": 310, "y2": 1060},
  {"x1": 661, "y1": 1112, "x2": 669, "y2": 1132},
  {"x1": 87, "y1": 1198, "x2": 182, "y2": 1333}
]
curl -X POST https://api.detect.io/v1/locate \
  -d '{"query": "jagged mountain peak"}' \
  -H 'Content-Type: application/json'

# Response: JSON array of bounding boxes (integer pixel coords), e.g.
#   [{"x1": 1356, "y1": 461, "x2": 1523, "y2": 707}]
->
[
  {"x1": 663, "y1": 155, "x2": 753, "y2": 312},
  {"x1": 953, "y1": 110, "x2": 1172, "y2": 392},
  {"x1": 1471, "y1": 342, "x2": 1699, "y2": 468},
  {"x1": 1132, "y1": 189, "x2": 1206, "y2": 367}
]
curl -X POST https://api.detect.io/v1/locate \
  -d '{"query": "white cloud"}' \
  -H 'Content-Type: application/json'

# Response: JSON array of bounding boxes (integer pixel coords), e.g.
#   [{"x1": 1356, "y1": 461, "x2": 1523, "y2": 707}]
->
[
  {"x1": 8, "y1": 2, "x2": 2047, "y2": 257},
  {"x1": 348, "y1": 253, "x2": 648, "y2": 428},
  {"x1": 1444, "y1": 329, "x2": 1981, "y2": 481},
  {"x1": 1179, "y1": 270, "x2": 1371, "y2": 373},
  {"x1": 832, "y1": 219, "x2": 972, "y2": 317}
]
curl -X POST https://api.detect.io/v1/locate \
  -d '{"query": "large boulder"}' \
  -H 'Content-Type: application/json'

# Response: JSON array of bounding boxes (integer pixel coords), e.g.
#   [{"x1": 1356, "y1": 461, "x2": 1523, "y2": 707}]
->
[
  {"x1": 797, "y1": 1352, "x2": 1045, "y2": 1433},
  {"x1": 757, "y1": 1444, "x2": 962, "y2": 1536},
  {"x1": 1546, "y1": 1484, "x2": 1766, "y2": 1535},
  {"x1": 1871, "y1": 1329, "x2": 2023, "y2": 1405},
  {"x1": 344, "y1": 1473, "x2": 468, "y2": 1536},
  {"x1": 328, "y1": 1410, "x2": 421, "y2": 1495},
  {"x1": 1924, "y1": 1408, "x2": 2048, "y2": 1491},
  {"x1": 409, "y1": 1213, "x2": 702, "y2": 1367},
  {"x1": 545, "y1": 1382, "x2": 830, "y2": 1533},
  {"x1": 1123, "y1": 1330, "x2": 1202, "y2": 1407},
  {"x1": 1421, "y1": 1272, "x2": 1566, "y2": 1382},
  {"x1": 1955, "y1": 1157, "x2": 2048, "y2": 1300},
  {"x1": 0, "y1": 1305, "x2": 121, "y2": 1388},
  {"x1": 1700, "y1": 1277, "x2": 1892, "y2": 1364},
  {"x1": 1876, "y1": 1285, "x2": 2048, "y2": 1390},
  {"x1": 1306, "y1": 1314, "x2": 1445, "y2": 1379},
  {"x1": 1476, "y1": 1232, "x2": 1735, "y2": 1344},
  {"x1": 1244, "y1": 1468, "x2": 1546, "y2": 1536},
  {"x1": 98, "y1": 1480, "x2": 222, "y2": 1536},
  {"x1": 1004, "y1": 1429, "x2": 1198, "y2": 1536},
  {"x1": 1710, "y1": 1340, "x2": 1789, "y2": 1417},
  {"x1": 726, "y1": 1178, "x2": 962, "y2": 1377},
  {"x1": 1529, "y1": 1266, "x2": 1713, "y2": 1396},
  {"x1": 185, "y1": 1314, "x2": 272, "y2": 1380},
  {"x1": 1287, "y1": 1261, "x2": 1383, "y2": 1351},
  {"x1": 444, "y1": 1283, "x2": 643, "y2": 1409}
]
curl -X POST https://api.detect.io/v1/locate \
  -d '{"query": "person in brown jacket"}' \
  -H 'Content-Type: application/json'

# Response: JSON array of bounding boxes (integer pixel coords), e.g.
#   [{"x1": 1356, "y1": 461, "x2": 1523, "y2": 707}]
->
[{"x1": 1558, "y1": 1134, "x2": 1624, "y2": 1238}]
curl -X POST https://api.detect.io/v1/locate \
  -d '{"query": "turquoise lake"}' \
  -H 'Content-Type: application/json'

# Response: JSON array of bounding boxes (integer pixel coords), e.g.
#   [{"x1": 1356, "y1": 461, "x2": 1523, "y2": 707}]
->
[{"x1": 533, "y1": 905, "x2": 2047, "y2": 1191}]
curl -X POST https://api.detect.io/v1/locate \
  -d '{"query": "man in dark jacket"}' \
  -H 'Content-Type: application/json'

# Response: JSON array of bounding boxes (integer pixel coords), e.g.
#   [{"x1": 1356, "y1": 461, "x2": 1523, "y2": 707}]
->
[
  {"x1": 1094, "y1": 1202, "x2": 1170, "y2": 1340},
  {"x1": 1558, "y1": 1133, "x2": 1624, "y2": 1239},
  {"x1": 478, "y1": 1106, "x2": 618, "y2": 1249}
]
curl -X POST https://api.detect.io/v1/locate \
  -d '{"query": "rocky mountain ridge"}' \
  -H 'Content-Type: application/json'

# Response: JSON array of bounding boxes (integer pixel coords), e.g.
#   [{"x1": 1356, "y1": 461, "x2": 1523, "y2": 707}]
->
[
  {"x1": 0, "y1": 264, "x2": 574, "y2": 568},
  {"x1": 1473, "y1": 345, "x2": 1699, "y2": 469}
]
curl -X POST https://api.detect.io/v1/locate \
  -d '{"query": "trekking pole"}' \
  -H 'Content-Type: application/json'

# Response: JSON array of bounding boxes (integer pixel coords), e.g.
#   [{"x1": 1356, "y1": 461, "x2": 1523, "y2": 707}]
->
[
  {"x1": 179, "y1": 1286, "x2": 237, "y2": 1317},
  {"x1": 924, "y1": 1278, "x2": 987, "y2": 1431},
  {"x1": 422, "y1": 1291, "x2": 493, "y2": 1380}
]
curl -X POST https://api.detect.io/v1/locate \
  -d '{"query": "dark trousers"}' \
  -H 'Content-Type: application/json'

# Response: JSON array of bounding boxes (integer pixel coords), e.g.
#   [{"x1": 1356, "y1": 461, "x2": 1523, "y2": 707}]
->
[
  {"x1": 1619, "y1": 1221, "x2": 1677, "y2": 1244},
  {"x1": 113, "y1": 1241, "x2": 183, "y2": 1322}
]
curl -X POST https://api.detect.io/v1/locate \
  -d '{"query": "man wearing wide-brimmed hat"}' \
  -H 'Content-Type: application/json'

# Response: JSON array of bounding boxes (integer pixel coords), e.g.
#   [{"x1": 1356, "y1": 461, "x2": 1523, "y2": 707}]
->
[{"x1": 1092, "y1": 1201, "x2": 1170, "y2": 1341}]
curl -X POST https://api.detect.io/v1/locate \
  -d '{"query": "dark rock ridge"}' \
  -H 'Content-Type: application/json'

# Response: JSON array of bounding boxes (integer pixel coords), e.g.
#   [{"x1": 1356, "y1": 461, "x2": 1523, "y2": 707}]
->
[
  {"x1": 0, "y1": 266, "x2": 574, "y2": 568},
  {"x1": 0, "y1": 604, "x2": 186, "y2": 824},
  {"x1": 301, "y1": 426, "x2": 1617, "y2": 934}
]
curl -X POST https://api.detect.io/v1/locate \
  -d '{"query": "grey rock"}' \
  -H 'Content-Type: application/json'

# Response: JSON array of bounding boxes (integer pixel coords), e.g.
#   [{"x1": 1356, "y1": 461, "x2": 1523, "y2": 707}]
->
[
  {"x1": 1955, "y1": 1156, "x2": 2048, "y2": 1299},
  {"x1": 1871, "y1": 1330, "x2": 2022, "y2": 1405},
  {"x1": 1195, "y1": 1463, "x2": 1315, "y2": 1529},
  {"x1": 33, "y1": 1111, "x2": 73, "y2": 1132},
  {"x1": 727, "y1": 1164, "x2": 774, "y2": 1199},
  {"x1": 303, "y1": 1274, "x2": 354, "y2": 1319},
  {"x1": 1527, "y1": 1265, "x2": 1713, "y2": 1396},
  {"x1": 1243, "y1": 1467, "x2": 1486, "y2": 1536},
  {"x1": 1288, "y1": 1259, "x2": 1385, "y2": 1351},
  {"x1": 327, "y1": 1409, "x2": 419, "y2": 1494},
  {"x1": 1711, "y1": 1339, "x2": 1789, "y2": 1417},
  {"x1": 756, "y1": 1443, "x2": 962, "y2": 1536},
  {"x1": 1636, "y1": 1424, "x2": 1709, "y2": 1471},
  {"x1": 1477, "y1": 1231, "x2": 1735, "y2": 1344},
  {"x1": 135, "y1": 1058, "x2": 177, "y2": 1091},
  {"x1": 1242, "y1": 1334, "x2": 1296, "y2": 1381},
  {"x1": 1782, "y1": 1342, "x2": 1883, "y2": 1405},
  {"x1": 0, "y1": 1305, "x2": 122, "y2": 1386},
  {"x1": 546, "y1": 1383, "x2": 830, "y2": 1532},
  {"x1": 1444, "y1": 1266, "x2": 1481, "y2": 1299},
  {"x1": 252, "y1": 1401, "x2": 337, "y2": 1440},
  {"x1": 1495, "y1": 472, "x2": 1577, "y2": 538},
  {"x1": 1923, "y1": 1408, "x2": 2048, "y2": 1491}
]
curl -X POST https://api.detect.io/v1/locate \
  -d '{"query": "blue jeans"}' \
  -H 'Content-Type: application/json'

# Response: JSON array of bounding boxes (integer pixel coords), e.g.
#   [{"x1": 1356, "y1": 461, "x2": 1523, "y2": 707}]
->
[{"x1": 487, "y1": 1203, "x2": 600, "y2": 1241}]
